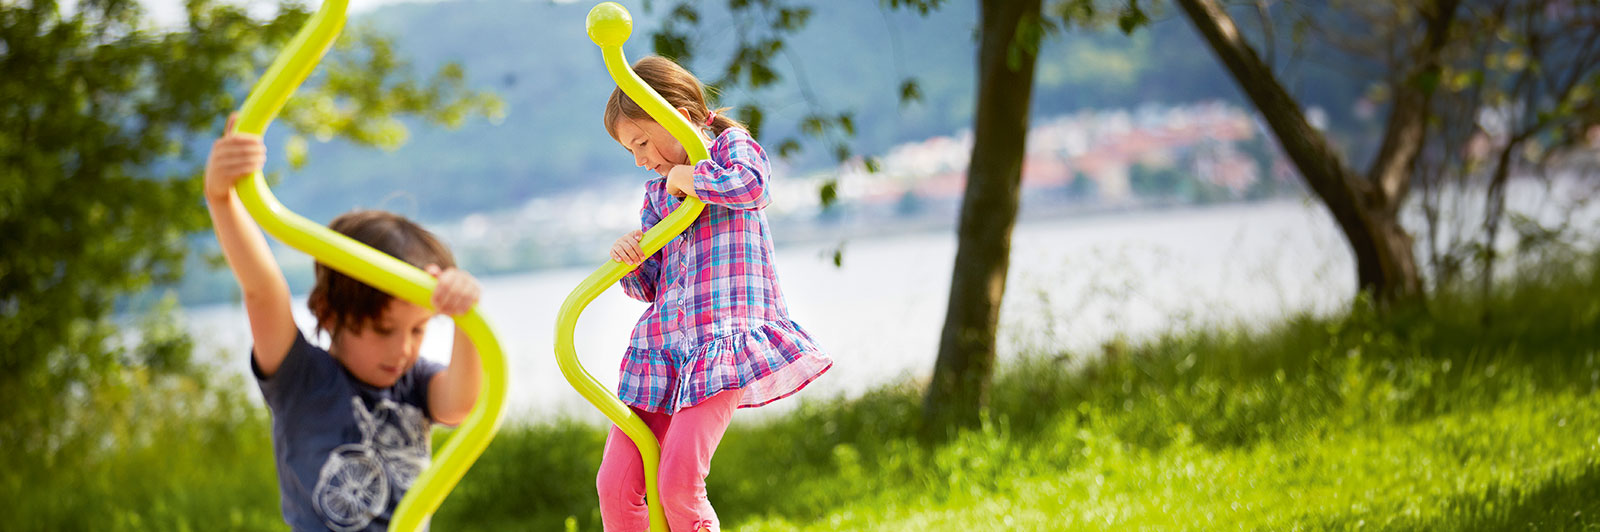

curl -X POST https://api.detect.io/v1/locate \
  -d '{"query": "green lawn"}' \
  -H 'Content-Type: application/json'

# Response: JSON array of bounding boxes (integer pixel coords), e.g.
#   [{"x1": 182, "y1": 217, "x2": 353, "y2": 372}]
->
[
  {"x1": 8, "y1": 259, "x2": 1598, "y2": 531},
  {"x1": 736, "y1": 390, "x2": 1600, "y2": 531},
  {"x1": 434, "y1": 259, "x2": 1600, "y2": 530}
]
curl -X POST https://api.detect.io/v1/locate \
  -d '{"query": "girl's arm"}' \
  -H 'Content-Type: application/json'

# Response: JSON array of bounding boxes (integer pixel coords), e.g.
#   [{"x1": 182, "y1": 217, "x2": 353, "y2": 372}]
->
[
  {"x1": 667, "y1": 132, "x2": 771, "y2": 211},
  {"x1": 426, "y1": 266, "x2": 482, "y2": 425},
  {"x1": 618, "y1": 191, "x2": 664, "y2": 302},
  {"x1": 204, "y1": 115, "x2": 297, "y2": 377}
]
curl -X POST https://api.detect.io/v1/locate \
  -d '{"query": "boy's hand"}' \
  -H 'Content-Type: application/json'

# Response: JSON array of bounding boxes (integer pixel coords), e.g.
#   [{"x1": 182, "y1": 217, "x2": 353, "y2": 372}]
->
[
  {"x1": 204, "y1": 114, "x2": 266, "y2": 203},
  {"x1": 427, "y1": 265, "x2": 481, "y2": 317},
  {"x1": 665, "y1": 165, "x2": 696, "y2": 199},
  {"x1": 611, "y1": 229, "x2": 645, "y2": 266}
]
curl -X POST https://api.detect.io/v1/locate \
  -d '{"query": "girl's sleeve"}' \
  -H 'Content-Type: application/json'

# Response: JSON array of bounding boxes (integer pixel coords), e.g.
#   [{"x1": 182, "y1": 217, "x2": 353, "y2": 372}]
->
[
  {"x1": 691, "y1": 132, "x2": 771, "y2": 211},
  {"x1": 619, "y1": 191, "x2": 664, "y2": 302}
]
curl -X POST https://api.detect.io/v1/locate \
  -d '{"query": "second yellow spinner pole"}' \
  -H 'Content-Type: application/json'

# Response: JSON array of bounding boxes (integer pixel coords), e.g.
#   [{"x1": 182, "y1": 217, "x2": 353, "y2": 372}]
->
[{"x1": 552, "y1": 3, "x2": 712, "y2": 531}]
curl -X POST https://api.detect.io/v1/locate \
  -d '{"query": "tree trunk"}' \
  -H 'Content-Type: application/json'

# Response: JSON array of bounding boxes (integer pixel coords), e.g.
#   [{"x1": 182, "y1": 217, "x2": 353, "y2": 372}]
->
[
  {"x1": 1479, "y1": 138, "x2": 1521, "y2": 320},
  {"x1": 920, "y1": 0, "x2": 1040, "y2": 439},
  {"x1": 1173, "y1": 0, "x2": 1456, "y2": 303}
]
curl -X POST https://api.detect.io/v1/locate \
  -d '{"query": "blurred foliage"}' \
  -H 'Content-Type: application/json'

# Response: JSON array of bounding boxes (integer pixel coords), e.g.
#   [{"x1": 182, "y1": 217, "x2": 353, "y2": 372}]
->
[
  {"x1": 1192, "y1": 0, "x2": 1600, "y2": 301},
  {"x1": 0, "y1": 296, "x2": 282, "y2": 531},
  {"x1": 642, "y1": 0, "x2": 1166, "y2": 195},
  {"x1": 1406, "y1": 0, "x2": 1600, "y2": 293},
  {"x1": 0, "y1": 0, "x2": 497, "y2": 472}
]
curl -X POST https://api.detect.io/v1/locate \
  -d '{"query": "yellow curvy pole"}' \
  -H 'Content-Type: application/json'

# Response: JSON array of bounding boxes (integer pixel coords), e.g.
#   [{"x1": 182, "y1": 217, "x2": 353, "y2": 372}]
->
[
  {"x1": 552, "y1": 3, "x2": 710, "y2": 531},
  {"x1": 229, "y1": 1, "x2": 508, "y2": 530}
]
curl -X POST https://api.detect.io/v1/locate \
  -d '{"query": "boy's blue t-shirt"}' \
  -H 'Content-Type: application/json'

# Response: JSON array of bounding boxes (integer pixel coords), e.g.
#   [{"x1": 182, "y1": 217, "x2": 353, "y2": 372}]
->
[{"x1": 252, "y1": 330, "x2": 445, "y2": 532}]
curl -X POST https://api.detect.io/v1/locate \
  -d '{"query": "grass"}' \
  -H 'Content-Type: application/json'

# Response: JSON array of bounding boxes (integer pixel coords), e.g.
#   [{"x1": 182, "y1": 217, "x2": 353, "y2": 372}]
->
[
  {"x1": 448, "y1": 257, "x2": 1600, "y2": 531},
  {"x1": 8, "y1": 258, "x2": 1598, "y2": 531}
]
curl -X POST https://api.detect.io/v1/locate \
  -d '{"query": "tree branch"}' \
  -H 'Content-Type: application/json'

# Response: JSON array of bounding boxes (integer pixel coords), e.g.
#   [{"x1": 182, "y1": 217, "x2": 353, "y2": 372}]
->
[
  {"x1": 1362, "y1": 0, "x2": 1460, "y2": 214},
  {"x1": 1173, "y1": 0, "x2": 1372, "y2": 208}
]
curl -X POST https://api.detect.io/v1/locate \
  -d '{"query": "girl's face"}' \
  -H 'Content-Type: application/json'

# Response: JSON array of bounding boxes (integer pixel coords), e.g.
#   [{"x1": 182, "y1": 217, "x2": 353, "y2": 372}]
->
[
  {"x1": 331, "y1": 298, "x2": 434, "y2": 388},
  {"x1": 612, "y1": 114, "x2": 691, "y2": 177}
]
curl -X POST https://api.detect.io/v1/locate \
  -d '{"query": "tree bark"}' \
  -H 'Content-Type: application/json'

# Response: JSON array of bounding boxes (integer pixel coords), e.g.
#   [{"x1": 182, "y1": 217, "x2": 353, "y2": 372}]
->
[
  {"x1": 921, "y1": 0, "x2": 1040, "y2": 439},
  {"x1": 1173, "y1": 0, "x2": 1460, "y2": 302},
  {"x1": 1479, "y1": 136, "x2": 1522, "y2": 319}
]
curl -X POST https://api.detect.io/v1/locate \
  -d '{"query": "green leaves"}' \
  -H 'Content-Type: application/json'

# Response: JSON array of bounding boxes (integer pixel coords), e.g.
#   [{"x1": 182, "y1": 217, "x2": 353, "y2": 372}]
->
[
  {"x1": 650, "y1": 0, "x2": 843, "y2": 168},
  {"x1": 883, "y1": 0, "x2": 947, "y2": 17},
  {"x1": 671, "y1": 3, "x2": 700, "y2": 24},
  {"x1": 792, "y1": 114, "x2": 820, "y2": 138},
  {"x1": 777, "y1": 138, "x2": 803, "y2": 158},
  {"x1": 776, "y1": 6, "x2": 812, "y2": 31},
  {"x1": 1117, "y1": 0, "x2": 1150, "y2": 35},
  {"x1": 899, "y1": 77, "x2": 923, "y2": 106},
  {"x1": 279, "y1": 24, "x2": 503, "y2": 152},
  {"x1": 0, "y1": 0, "x2": 498, "y2": 457},
  {"x1": 721, "y1": 38, "x2": 787, "y2": 89},
  {"x1": 652, "y1": 29, "x2": 693, "y2": 63},
  {"x1": 1411, "y1": 68, "x2": 1442, "y2": 95},
  {"x1": 738, "y1": 104, "x2": 766, "y2": 139},
  {"x1": 796, "y1": 112, "x2": 862, "y2": 162},
  {"x1": 818, "y1": 178, "x2": 838, "y2": 207}
]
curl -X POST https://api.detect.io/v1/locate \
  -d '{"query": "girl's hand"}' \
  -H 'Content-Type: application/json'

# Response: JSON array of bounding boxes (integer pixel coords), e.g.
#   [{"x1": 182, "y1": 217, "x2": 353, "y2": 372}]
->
[
  {"x1": 665, "y1": 165, "x2": 696, "y2": 199},
  {"x1": 204, "y1": 114, "x2": 266, "y2": 203},
  {"x1": 611, "y1": 229, "x2": 645, "y2": 266},
  {"x1": 427, "y1": 265, "x2": 481, "y2": 317}
]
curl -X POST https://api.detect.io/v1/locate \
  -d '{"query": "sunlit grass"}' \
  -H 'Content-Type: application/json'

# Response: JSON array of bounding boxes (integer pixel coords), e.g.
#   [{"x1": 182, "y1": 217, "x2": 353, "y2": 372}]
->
[{"x1": 9, "y1": 259, "x2": 1597, "y2": 531}]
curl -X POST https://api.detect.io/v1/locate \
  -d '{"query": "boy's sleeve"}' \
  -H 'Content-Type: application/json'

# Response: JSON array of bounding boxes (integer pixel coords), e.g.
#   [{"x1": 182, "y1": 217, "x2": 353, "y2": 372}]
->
[
  {"x1": 253, "y1": 329, "x2": 332, "y2": 404},
  {"x1": 620, "y1": 188, "x2": 665, "y2": 302},
  {"x1": 691, "y1": 131, "x2": 771, "y2": 211},
  {"x1": 406, "y1": 357, "x2": 448, "y2": 422}
]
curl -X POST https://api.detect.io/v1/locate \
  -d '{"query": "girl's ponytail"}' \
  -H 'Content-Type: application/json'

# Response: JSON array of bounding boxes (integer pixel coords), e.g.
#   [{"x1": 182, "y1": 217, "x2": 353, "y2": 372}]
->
[{"x1": 705, "y1": 106, "x2": 742, "y2": 138}]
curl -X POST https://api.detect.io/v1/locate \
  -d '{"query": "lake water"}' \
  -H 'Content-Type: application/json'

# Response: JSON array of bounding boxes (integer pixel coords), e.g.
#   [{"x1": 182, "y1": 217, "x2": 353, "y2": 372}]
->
[{"x1": 182, "y1": 199, "x2": 1356, "y2": 421}]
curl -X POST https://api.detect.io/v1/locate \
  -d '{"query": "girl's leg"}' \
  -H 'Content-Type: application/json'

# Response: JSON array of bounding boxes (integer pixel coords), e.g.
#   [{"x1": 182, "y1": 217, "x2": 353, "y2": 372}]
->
[
  {"x1": 657, "y1": 389, "x2": 743, "y2": 532},
  {"x1": 596, "y1": 408, "x2": 671, "y2": 532}
]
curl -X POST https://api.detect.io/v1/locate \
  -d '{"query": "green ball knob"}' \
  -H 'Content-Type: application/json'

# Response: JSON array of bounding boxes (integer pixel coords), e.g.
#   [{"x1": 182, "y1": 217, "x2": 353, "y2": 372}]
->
[{"x1": 586, "y1": 2, "x2": 632, "y2": 47}]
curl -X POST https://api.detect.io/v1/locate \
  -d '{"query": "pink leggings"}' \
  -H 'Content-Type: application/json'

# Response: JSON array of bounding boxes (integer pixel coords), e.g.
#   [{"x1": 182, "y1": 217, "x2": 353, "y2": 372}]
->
[{"x1": 596, "y1": 389, "x2": 742, "y2": 532}]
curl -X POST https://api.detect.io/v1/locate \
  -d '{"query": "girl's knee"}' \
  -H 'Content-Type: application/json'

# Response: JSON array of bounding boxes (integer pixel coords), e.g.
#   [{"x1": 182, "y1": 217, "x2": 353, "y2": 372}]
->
[
  {"x1": 595, "y1": 460, "x2": 643, "y2": 500},
  {"x1": 597, "y1": 466, "x2": 650, "y2": 531},
  {"x1": 656, "y1": 467, "x2": 707, "y2": 511}
]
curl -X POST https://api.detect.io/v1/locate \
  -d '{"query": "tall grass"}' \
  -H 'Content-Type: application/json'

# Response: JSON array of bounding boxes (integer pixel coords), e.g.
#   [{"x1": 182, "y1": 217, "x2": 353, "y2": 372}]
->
[
  {"x1": 9, "y1": 258, "x2": 1597, "y2": 530},
  {"x1": 439, "y1": 256, "x2": 1600, "y2": 530},
  {"x1": 2, "y1": 359, "x2": 282, "y2": 531}
]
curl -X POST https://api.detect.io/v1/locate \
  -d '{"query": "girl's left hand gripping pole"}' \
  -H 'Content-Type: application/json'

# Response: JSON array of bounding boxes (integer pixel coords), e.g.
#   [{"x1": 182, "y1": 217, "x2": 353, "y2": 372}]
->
[{"x1": 229, "y1": 1, "x2": 508, "y2": 530}]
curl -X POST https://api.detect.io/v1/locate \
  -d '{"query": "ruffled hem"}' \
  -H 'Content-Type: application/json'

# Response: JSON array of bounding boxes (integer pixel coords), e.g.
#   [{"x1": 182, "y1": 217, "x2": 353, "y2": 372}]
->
[{"x1": 618, "y1": 319, "x2": 832, "y2": 414}]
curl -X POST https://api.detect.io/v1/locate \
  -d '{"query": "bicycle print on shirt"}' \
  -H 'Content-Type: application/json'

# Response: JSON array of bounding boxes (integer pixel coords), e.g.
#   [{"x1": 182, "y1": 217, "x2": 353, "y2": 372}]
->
[{"x1": 314, "y1": 397, "x2": 430, "y2": 531}]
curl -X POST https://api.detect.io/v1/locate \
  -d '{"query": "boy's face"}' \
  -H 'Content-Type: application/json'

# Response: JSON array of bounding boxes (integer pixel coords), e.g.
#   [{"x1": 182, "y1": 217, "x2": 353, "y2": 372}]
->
[
  {"x1": 332, "y1": 298, "x2": 435, "y2": 388},
  {"x1": 613, "y1": 116, "x2": 690, "y2": 177}
]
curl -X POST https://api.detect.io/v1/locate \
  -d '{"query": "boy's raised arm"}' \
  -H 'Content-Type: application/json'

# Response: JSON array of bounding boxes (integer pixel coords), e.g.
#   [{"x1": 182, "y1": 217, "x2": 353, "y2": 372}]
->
[{"x1": 205, "y1": 114, "x2": 297, "y2": 376}]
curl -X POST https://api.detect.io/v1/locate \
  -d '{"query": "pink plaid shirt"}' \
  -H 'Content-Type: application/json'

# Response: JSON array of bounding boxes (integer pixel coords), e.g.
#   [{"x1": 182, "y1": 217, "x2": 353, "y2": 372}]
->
[{"x1": 616, "y1": 128, "x2": 832, "y2": 414}]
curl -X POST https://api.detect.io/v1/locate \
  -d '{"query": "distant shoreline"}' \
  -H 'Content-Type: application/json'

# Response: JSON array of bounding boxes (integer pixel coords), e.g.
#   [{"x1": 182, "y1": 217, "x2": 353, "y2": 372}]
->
[{"x1": 123, "y1": 194, "x2": 1310, "y2": 313}]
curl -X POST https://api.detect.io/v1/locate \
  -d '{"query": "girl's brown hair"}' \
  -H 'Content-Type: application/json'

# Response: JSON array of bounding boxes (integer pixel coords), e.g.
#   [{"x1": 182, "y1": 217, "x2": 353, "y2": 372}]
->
[
  {"x1": 603, "y1": 56, "x2": 745, "y2": 140},
  {"x1": 307, "y1": 210, "x2": 455, "y2": 338}
]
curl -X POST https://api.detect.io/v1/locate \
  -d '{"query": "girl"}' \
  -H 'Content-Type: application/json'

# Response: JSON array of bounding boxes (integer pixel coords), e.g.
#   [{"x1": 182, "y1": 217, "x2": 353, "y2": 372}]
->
[
  {"x1": 205, "y1": 114, "x2": 483, "y2": 531},
  {"x1": 599, "y1": 56, "x2": 833, "y2": 532}
]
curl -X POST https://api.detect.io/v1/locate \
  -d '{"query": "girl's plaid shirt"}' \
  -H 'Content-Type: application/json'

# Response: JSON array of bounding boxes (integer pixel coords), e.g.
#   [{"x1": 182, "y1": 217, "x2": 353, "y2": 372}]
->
[{"x1": 616, "y1": 128, "x2": 832, "y2": 414}]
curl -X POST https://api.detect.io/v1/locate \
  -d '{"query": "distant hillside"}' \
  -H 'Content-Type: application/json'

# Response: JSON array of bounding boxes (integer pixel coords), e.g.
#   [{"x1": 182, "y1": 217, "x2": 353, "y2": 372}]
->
[
  {"x1": 249, "y1": 0, "x2": 1370, "y2": 224},
  {"x1": 145, "y1": 1, "x2": 1385, "y2": 310}
]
